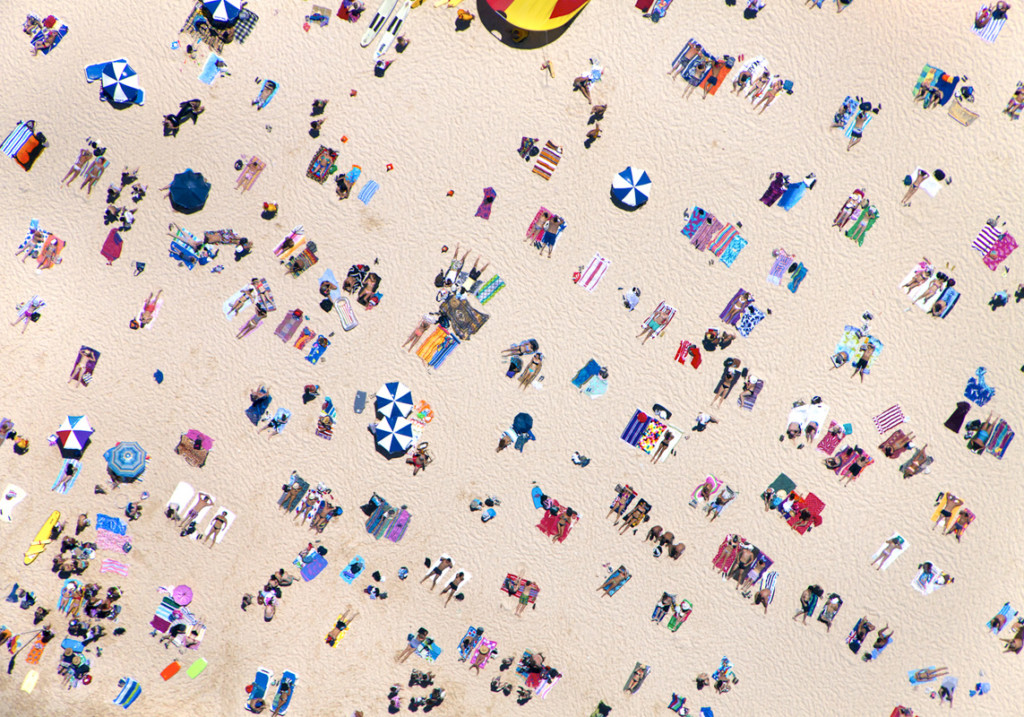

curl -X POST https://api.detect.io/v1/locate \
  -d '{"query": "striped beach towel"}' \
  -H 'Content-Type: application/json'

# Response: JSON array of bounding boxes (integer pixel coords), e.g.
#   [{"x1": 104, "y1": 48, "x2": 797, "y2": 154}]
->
[
  {"x1": 101, "y1": 558, "x2": 130, "y2": 577},
  {"x1": 577, "y1": 253, "x2": 610, "y2": 292},
  {"x1": 532, "y1": 141, "x2": 562, "y2": 180},
  {"x1": 986, "y1": 419, "x2": 1014, "y2": 459},
  {"x1": 873, "y1": 405, "x2": 905, "y2": 434},
  {"x1": 97, "y1": 529, "x2": 131, "y2": 553},
  {"x1": 972, "y1": 12, "x2": 1006, "y2": 43},
  {"x1": 621, "y1": 409, "x2": 650, "y2": 446},
  {"x1": 690, "y1": 215, "x2": 723, "y2": 251},
  {"x1": 972, "y1": 224, "x2": 1000, "y2": 254},
  {"x1": 738, "y1": 379, "x2": 763, "y2": 410},
  {"x1": 767, "y1": 250, "x2": 794, "y2": 285},
  {"x1": 759, "y1": 571, "x2": 777, "y2": 604},
  {"x1": 1, "y1": 122, "x2": 33, "y2": 157},
  {"x1": 708, "y1": 224, "x2": 738, "y2": 256},
  {"x1": 113, "y1": 677, "x2": 142, "y2": 708},
  {"x1": 358, "y1": 180, "x2": 380, "y2": 204}
]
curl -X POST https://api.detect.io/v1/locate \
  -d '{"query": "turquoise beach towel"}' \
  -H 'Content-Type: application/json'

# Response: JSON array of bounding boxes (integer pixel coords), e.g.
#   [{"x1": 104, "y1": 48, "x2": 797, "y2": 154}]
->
[
  {"x1": 358, "y1": 181, "x2": 380, "y2": 205},
  {"x1": 198, "y1": 53, "x2": 222, "y2": 85}
]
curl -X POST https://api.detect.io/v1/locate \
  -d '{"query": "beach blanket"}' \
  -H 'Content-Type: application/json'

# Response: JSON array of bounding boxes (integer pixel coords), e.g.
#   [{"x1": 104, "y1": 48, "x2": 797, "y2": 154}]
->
[
  {"x1": 719, "y1": 288, "x2": 748, "y2": 326},
  {"x1": 972, "y1": 224, "x2": 1001, "y2": 254},
  {"x1": 439, "y1": 294, "x2": 489, "y2": 340},
  {"x1": 835, "y1": 326, "x2": 882, "y2": 373},
  {"x1": 873, "y1": 405, "x2": 905, "y2": 434},
  {"x1": 52, "y1": 459, "x2": 81, "y2": 495},
  {"x1": 113, "y1": 677, "x2": 141, "y2": 708},
  {"x1": 843, "y1": 108, "x2": 872, "y2": 139},
  {"x1": 816, "y1": 422, "x2": 843, "y2": 455},
  {"x1": 689, "y1": 213, "x2": 724, "y2": 251},
  {"x1": 526, "y1": 207, "x2": 551, "y2": 243},
  {"x1": 532, "y1": 141, "x2": 562, "y2": 180},
  {"x1": 972, "y1": 10, "x2": 1007, "y2": 43},
  {"x1": 234, "y1": 8, "x2": 260, "y2": 43},
  {"x1": 97, "y1": 529, "x2": 131, "y2": 553},
  {"x1": 948, "y1": 99, "x2": 979, "y2": 126},
  {"x1": 964, "y1": 367, "x2": 995, "y2": 406},
  {"x1": 937, "y1": 285, "x2": 959, "y2": 317},
  {"x1": 708, "y1": 224, "x2": 738, "y2": 256},
  {"x1": 680, "y1": 207, "x2": 706, "y2": 238},
  {"x1": 32, "y1": 23, "x2": 68, "y2": 55},
  {"x1": 307, "y1": 146, "x2": 338, "y2": 184},
  {"x1": 912, "y1": 563, "x2": 947, "y2": 595},
  {"x1": 577, "y1": 253, "x2": 610, "y2": 292},
  {"x1": 101, "y1": 228, "x2": 124, "y2": 264},
  {"x1": 982, "y1": 231, "x2": 1017, "y2": 270},
  {"x1": 700, "y1": 56, "x2": 734, "y2": 96},
  {"x1": 736, "y1": 306, "x2": 765, "y2": 337},
  {"x1": 637, "y1": 418, "x2": 667, "y2": 454},
  {"x1": 358, "y1": 180, "x2": 380, "y2": 204},
  {"x1": 787, "y1": 263, "x2": 808, "y2": 293},
  {"x1": 298, "y1": 552, "x2": 328, "y2": 581},
  {"x1": 1, "y1": 122, "x2": 32, "y2": 158}
]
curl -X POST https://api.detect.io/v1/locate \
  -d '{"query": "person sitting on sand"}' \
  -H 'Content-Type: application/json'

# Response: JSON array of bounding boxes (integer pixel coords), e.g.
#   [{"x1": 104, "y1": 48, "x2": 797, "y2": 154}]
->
[{"x1": 572, "y1": 76, "x2": 593, "y2": 102}]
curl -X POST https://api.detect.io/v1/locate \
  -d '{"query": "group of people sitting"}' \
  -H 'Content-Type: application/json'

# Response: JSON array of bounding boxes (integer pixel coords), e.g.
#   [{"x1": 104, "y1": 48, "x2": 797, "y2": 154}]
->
[
  {"x1": 241, "y1": 567, "x2": 300, "y2": 622},
  {"x1": 51, "y1": 531, "x2": 96, "y2": 579},
  {"x1": 103, "y1": 167, "x2": 145, "y2": 233}
]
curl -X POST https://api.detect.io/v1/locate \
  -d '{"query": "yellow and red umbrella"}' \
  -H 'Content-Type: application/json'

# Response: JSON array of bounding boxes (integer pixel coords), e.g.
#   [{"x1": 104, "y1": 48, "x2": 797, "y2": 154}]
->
[{"x1": 485, "y1": 0, "x2": 591, "y2": 32}]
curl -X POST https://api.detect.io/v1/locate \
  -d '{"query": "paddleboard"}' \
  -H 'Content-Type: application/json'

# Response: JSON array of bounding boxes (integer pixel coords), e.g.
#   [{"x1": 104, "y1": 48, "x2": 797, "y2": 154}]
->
[
  {"x1": 531, "y1": 487, "x2": 543, "y2": 509},
  {"x1": 375, "y1": 0, "x2": 412, "y2": 59},
  {"x1": 360, "y1": 0, "x2": 399, "y2": 47},
  {"x1": 24, "y1": 511, "x2": 60, "y2": 565}
]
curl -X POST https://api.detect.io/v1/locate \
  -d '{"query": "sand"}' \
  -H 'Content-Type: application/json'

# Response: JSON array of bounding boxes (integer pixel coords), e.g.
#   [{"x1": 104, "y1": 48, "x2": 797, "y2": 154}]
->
[{"x1": 1, "y1": 0, "x2": 1022, "y2": 714}]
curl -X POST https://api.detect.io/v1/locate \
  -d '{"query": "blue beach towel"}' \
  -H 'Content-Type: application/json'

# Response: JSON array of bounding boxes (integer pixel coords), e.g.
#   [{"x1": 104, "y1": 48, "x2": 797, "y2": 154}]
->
[
  {"x1": 34, "y1": 24, "x2": 68, "y2": 55},
  {"x1": 52, "y1": 459, "x2": 81, "y2": 495},
  {"x1": 937, "y1": 286, "x2": 959, "y2": 317},
  {"x1": 572, "y1": 359, "x2": 602, "y2": 388},
  {"x1": 341, "y1": 556, "x2": 365, "y2": 584},
  {"x1": 621, "y1": 409, "x2": 650, "y2": 446},
  {"x1": 358, "y1": 180, "x2": 380, "y2": 204},
  {"x1": 96, "y1": 514, "x2": 127, "y2": 535},
  {"x1": 198, "y1": 53, "x2": 222, "y2": 85},
  {"x1": 246, "y1": 393, "x2": 272, "y2": 425},
  {"x1": 113, "y1": 677, "x2": 141, "y2": 708},
  {"x1": 787, "y1": 263, "x2": 807, "y2": 293},
  {"x1": 719, "y1": 236, "x2": 747, "y2": 267},
  {"x1": 778, "y1": 182, "x2": 808, "y2": 211},
  {"x1": 306, "y1": 336, "x2": 330, "y2": 364},
  {"x1": 298, "y1": 553, "x2": 328, "y2": 581}
]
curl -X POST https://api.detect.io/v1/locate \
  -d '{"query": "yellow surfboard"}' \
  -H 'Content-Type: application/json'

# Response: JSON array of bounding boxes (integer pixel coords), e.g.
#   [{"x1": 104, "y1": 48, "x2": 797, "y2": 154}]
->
[{"x1": 24, "y1": 511, "x2": 60, "y2": 565}]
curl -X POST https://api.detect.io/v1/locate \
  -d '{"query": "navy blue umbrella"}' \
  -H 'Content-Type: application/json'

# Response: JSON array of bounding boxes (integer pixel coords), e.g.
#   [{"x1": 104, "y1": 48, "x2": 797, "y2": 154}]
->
[
  {"x1": 611, "y1": 167, "x2": 652, "y2": 208},
  {"x1": 512, "y1": 412, "x2": 533, "y2": 434},
  {"x1": 100, "y1": 59, "x2": 141, "y2": 105},
  {"x1": 204, "y1": 0, "x2": 241, "y2": 24},
  {"x1": 168, "y1": 169, "x2": 211, "y2": 214}
]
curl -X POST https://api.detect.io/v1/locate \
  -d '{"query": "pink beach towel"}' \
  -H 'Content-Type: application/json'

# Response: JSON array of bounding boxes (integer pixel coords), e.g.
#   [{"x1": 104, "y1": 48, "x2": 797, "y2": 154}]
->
[
  {"x1": 577, "y1": 253, "x2": 610, "y2": 292},
  {"x1": 816, "y1": 421, "x2": 843, "y2": 455},
  {"x1": 97, "y1": 529, "x2": 131, "y2": 553},
  {"x1": 526, "y1": 207, "x2": 550, "y2": 243},
  {"x1": 873, "y1": 405, "x2": 905, "y2": 434},
  {"x1": 982, "y1": 232, "x2": 1017, "y2": 271},
  {"x1": 100, "y1": 558, "x2": 130, "y2": 576}
]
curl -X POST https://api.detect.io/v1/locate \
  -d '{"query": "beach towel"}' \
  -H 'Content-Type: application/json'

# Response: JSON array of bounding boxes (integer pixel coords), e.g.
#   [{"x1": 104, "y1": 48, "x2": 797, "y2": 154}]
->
[
  {"x1": 340, "y1": 556, "x2": 365, "y2": 584},
  {"x1": 760, "y1": 571, "x2": 778, "y2": 605},
  {"x1": 577, "y1": 253, "x2": 610, "y2": 292},
  {"x1": 101, "y1": 558, "x2": 130, "y2": 577},
  {"x1": 642, "y1": 300, "x2": 676, "y2": 338},
  {"x1": 253, "y1": 80, "x2": 279, "y2": 110},
  {"x1": 988, "y1": 602, "x2": 1018, "y2": 634},
  {"x1": 475, "y1": 187, "x2": 495, "y2": 219},
  {"x1": 911, "y1": 563, "x2": 945, "y2": 595},
  {"x1": 972, "y1": 224, "x2": 1001, "y2": 255},
  {"x1": 986, "y1": 419, "x2": 1014, "y2": 459},
  {"x1": 52, "y1": 459, "x2": 81, "y2": 495},
  {"x1": 719, "y1": 236, "x2": 747, "y2": 267},
  {"x1": 908, "y1": 667, "x2": 939, "y2": 685},
  {"x1": 738, "y1": 379, "x2": 763, "y2": 410},
  {"x1": 306, "y1": 337, "x2": 330, "y2": 364},
  {"x1": 767, "y1": 249, "x2": 795, "y2": 285},
  {"x1": 1, "y1": 122, "x2": 34, "y2": 157},
  {"x1": 690, "y1": 475, "x2": 723, "y2": 508},
  {"x1": 648, "y1": 0, "x2": 674, "y2": 20},
  {"x1": 624, "y1": 662, "x2": 650, "y2": 693},
  {"x1": 101, "y1": 228, "x2": 124, "y2": 264},
  {"x1": 736, "y1": 305, "x2": 765, "y2": 337},
  {"x1": 113, "y1": 677, "x2": 141, "y2": 708},
  {"x1": 637, "y1": 418, "x2": 668, "y2": 454},
  {"x1": 972, "y1": 9, "x2": 1007, "y2": 42},
  {"x1": 385, "y1": 508, "x2": 411, "y2": 542},
  {"x1": 845, "y1": 206, "x2": 878, "y2": 245},
  {"x1": 915, "y1": 167, "x2": 944, "y2": 197},
  {"x1": 690, "y1": 214, "x2": 725, "y2": 251},
  {"x1": 680, "y1": 207, "x2": 707, "y2": 238},
  {"x1": 873, "y1": 405, "x2": 905, "y2": 434},
  {"x1": 32, "y1": 22, "x2": 68, "y2": 55},
  {"x1": 234, "y1": 7, "x2": 259, "y2": 42},
  {"x1": 787, "y1": 263, "x2": 807, "y2": 292},
  {"x1": 778, "y1": 181, "x2": 808, "y2": 211},
  {"x1": 843, "y1": 109, "x2": 872, "y2": 139},
  {"x1": 532, "y1": 141, "x2": 562, "y2": 180},
  {"x1": 816, "y1": 422, "x2": 843, "y2": 455},
  {"x1": 948, "y1": 99, "x2": 979, "y2": 126},
  {"x1": 789, "y1": 493, "x2": 824, "y2": 534},
  {"x1": 97, "y1": 529, "x2": 131, "y2": 553},
  {"x1": 708, "y1": 223, "x2": 738, "y2": 256},
  {"x1": 526, "y1": 207, "x2": 551, "y2": 243},
  {"x1": 700, "y1": 56, "x2": 734, "y2": 95},
  {"x1": 198, "y1": 53, "x2": 223, "y2": 85},
  {"x1": 469, "y1": 639, "x2": 496, "y2": 669},
  {"x1": 936, "y1": 285, "x2": 959, "y2": 317},
  {"x1": 605, "y1": 567, "x2": 631, "y2": 596},
  {"x1": 474, "y1": 274, "x2": 505, "y2": 304},
  {"x1": 358, "y1": 180, "x2": 380, "y2": 204},
  {"x1": 96, "y1": 513, "x2": 127, "y2": 535},
  {"x1": 457, "y1": 627, "x2": 483, "y2": 661},
  {"x1": 298, "y1": 552, "x2": 328, "y2": 581},
  {"x1": 982, "y1": 231, "x2": 1017, "y2": 270}
]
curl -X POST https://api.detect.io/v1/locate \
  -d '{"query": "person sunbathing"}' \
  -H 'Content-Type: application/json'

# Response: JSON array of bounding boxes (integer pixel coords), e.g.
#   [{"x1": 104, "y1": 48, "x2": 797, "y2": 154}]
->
[
  {"x1": 598, "y1": 570, "x2": 629, "y2": 596},
  {"x1": 180, "y1": 493, "x2": 213, "y2": 527},
  {"x1": 650, "y1": 430, "x2": 674, "y2": 462},
  {"x1": 236, "y1": 305, "x2": 268, "y2": 339},
  {"x1": 946, "y1": 509, "x2": 974, "y2": 541},
  {"x1": 552, "y1": 509, "x2": 576, "y2": 542},
  {"x1": 61, "y1": 149, "x2": 93, "y2": 186},
  {"x1": 710, "y1": 360, "x2": 742, "y2": 407},
  {"x1": 746, "y1": 70, "x2": 771, "y2": 100},
  {"x1": 326, "y1": 610, "x2": 356, "y2": 646},
  {"x1": 1003, "y1": 82, "x2": 1024, "y2": 118},
  {"x1": 1002, "y1": 623, "x2": 1024, "y2": 653},
  {"x1": 900, "y1": 445, "x2": 930, "y2": 478},
  {"x1": 753, "y1": 78, "x2": 785, "y2": 113},
  {"x1": 136, "y1": 290, "x2": 162, "y2": 328},
  {"x1": 722, "y1": 292, "x2": 753, "y2": 325},
  {"x1": 518, "y1": 353, "x2": 543, "y2": 389},
  {"x1": 841, "y1": 452, "x2": 872, "y2": 484},
  {"x1": 468, "y1": 644, "x2": 491, "y2": 674},
  {"x1": 793, "y1": 585, "x2": 821, "y2": 624},
  {"x1": 421, "y1": 557, "x2": 453, "y2": 590},
  {"x1": 619, "y1": 505, "x2": 648, "y2": 533},
  {"x1": 900, "y1": 169, "x2": 929, "y2": 207},
  {"x1": 80, "y1": 158, "x2": 109, "y2": 195},
  {"x1": 502, "y1": 339, "x2": 538, "y2": 357},
  {"x1": 637, "y1": 305, "x2": 673, "y2": 344},
  {"x1": 705, "y1": 491, "x2": 735, "y2": 522},
  {"x1": 902, "y1": 261, "x2": 933, "y2": 292},
  {"x1": 818, "y1": 594, "x2": 842, "y2": 631},
  {"x1": 440, "y1": 572, "x2": 465, "y2": 606},
  {"x1": 967, "y1": 416, "x2": 995, "y2": 453},
  {"x1": 201, "y1": 511, "x2": 229, "y2": 546},
  {"x1": 732, "y1": 66, "x2": 754, "y2": 93},
  {"x1": 850, "y1": 342, "x2": 875, "y2": 382}
]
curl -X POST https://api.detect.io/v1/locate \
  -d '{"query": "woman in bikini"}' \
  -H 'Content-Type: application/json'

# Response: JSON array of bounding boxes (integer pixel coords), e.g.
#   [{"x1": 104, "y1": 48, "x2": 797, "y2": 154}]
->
[
  {"x1": 519, "y1": 353, "x2": 543, "y2": 389},
  {"x1": 900, "y1": 169, "x2": 929, "y2": 207},
  {"x1": 754, "y1": 78, "x2": 785, "y2": 114},
  {"x1": 137, "y1": 290, "x2": 162, "y2": 328},
  {"x1": 61, "y1": 149, "x2": 93, "y2": 186},
  {"x1": 902, "y1": 260, "x2": 933, "y2": 292},
  {"x1": 746, "y1": 69, "x2": 771, "y2": 100}
]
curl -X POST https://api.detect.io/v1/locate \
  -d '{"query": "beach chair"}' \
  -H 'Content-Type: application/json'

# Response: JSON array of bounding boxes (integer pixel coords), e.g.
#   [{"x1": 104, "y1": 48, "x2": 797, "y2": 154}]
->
[{"x1": 246, "y1": 668, "x2": 273, "y2": 712}]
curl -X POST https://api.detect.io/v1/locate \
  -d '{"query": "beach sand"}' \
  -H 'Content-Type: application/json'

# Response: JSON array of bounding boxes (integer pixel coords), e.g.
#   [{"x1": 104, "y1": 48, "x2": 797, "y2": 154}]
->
[{"x1": 1, "y1": 0, "x2": 1022, "y2": 714}]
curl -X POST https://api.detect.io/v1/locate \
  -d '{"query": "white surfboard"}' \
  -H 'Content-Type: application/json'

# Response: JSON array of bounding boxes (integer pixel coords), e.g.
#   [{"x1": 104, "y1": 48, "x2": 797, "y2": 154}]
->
[
  {"x1": 375, "y1": 0, "x2": 412, "y2": 59},
  {"x1": 360, "y1": 0, "x2": 399, "y2": 47}
]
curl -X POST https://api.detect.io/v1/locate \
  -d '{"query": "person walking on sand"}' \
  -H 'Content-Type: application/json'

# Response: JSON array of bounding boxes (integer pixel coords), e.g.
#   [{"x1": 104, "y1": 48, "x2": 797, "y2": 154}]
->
[{"x1": 584, "y1": 124, "x2": 602, "y2": 149}]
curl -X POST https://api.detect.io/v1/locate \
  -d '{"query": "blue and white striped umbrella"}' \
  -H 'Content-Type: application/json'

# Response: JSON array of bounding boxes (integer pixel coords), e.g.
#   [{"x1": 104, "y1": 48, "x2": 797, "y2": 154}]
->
[
  {"x1": 375, "y1": 415, "x2": 415, "y2": 456},
  {"x1": 204, "y1": 0, "x2": 242, "y2": 23},
  {"x1": 375, "y1": 381, "x2": 414, "y2": 421},
  {"x1": 611, "y1": 166, "x2": 652, "y2": 208},
  {"x1": 100, "y1": 59, "x2": 140, "y2": 104}
]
